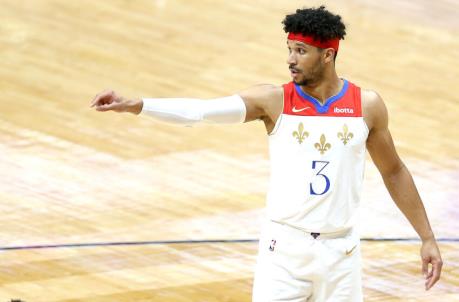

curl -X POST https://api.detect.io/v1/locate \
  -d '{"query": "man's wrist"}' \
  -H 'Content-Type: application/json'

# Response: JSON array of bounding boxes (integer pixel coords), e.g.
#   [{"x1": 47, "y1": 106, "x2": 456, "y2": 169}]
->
[
  {"x1": 127, "y1": 98, "x2": 143, "y2": 115},
  {"x1": 421, "y1": 232, "x2": 435, "y2": 243}
]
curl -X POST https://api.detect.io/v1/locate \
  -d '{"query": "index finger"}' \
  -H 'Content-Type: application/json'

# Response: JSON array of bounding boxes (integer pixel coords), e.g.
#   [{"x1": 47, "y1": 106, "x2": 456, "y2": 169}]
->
[
  {"x1": 426, "y1": 260, "x2": 442, "y2": 290},
  {"x1": 90, "y1": 93, "x2": 100, "y2": 107},
  {"x1": 90, "y1": 90, "x2": 113, "y2": 107}
]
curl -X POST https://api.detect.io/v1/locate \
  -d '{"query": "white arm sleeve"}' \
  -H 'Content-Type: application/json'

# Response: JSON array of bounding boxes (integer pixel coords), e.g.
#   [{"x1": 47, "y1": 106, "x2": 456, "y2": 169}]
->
[{"x1": 140, "y1": 95, "x2": 247, "y2": 126}]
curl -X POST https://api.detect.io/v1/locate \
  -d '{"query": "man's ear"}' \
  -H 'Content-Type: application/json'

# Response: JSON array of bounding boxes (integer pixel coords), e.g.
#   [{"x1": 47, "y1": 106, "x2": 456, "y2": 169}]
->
[{"x1": 323, "y1": 48, "x2": 336, "y2": 64}]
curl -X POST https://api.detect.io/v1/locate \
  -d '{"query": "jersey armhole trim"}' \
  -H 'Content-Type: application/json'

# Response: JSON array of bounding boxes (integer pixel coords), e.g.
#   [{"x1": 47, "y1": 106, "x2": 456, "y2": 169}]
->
[
  {"x1": 356, "y1": 86, "x2": 370, "y2": 136},
  {"x1": 362, "y1": 117, "x2": 370, "y2": 138},
  {"x1": 268, "y1": 87, "x2": 284, "y2": 136},
  {"x1": 355, "y1": 85, "x2": 363, "y2": 117}
]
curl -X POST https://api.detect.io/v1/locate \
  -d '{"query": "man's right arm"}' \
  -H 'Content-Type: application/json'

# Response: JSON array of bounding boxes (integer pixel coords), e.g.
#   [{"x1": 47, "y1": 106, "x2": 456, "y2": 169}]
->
[
  {"x1": 90, "y1": 85, "x2": 282, "y2": 129},
  {"x1": 237, "y1": 84, "x2": 283, "y2": 124}
]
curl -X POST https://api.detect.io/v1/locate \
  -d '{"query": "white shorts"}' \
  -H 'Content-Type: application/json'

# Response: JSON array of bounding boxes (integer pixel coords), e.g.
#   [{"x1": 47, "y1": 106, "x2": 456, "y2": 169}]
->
[{"x1": 252, "y1": 220, "x2": 363, "y2": 302}]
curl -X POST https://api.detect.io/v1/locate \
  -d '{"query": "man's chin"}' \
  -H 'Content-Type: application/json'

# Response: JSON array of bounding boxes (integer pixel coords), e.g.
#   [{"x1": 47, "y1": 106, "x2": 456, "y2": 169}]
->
[{"x1": 293, "y1": 78, "x2": 309, "y2": 86}]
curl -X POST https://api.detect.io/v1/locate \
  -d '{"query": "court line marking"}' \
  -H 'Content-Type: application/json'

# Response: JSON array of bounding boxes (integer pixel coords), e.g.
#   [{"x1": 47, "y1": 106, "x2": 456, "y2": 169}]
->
[{"x1": 0, "y1": 238, "x2": 457, "y2": 251}]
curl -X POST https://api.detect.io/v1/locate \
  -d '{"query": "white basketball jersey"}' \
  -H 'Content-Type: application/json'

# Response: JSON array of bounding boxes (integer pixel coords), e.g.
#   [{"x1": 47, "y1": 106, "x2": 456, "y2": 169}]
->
[{"x1": 266, "y1": 79, "x2": 369, "y2": 233}]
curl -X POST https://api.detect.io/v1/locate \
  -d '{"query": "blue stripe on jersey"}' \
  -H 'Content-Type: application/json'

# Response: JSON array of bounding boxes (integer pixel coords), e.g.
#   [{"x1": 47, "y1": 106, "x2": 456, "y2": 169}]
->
[{"x1": 294, "y1": 79, "x2": 349, "y2": 114}]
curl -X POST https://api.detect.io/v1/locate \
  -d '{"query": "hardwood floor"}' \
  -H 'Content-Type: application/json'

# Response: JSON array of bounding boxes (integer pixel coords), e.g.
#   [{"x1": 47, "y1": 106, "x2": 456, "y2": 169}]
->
[{"x1": 1, "y1": 0, "x2": 458, "y2": 301}]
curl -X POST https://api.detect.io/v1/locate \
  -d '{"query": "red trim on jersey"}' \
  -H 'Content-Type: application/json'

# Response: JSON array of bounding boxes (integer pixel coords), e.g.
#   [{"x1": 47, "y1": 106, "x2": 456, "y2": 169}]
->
[{"x1": 282, "y1": 80, "x2": 362, "y2": 117}]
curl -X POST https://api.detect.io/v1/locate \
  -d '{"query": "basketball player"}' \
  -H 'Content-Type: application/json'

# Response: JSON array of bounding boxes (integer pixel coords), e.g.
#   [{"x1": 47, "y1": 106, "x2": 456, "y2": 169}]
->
[{"x1": 90, "y1": 6, "x2": 442, "y2": 301}]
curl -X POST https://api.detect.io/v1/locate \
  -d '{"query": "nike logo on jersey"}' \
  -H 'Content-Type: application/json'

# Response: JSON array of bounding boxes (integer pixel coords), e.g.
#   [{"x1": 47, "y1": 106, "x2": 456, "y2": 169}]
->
[
  {"x1": 292, "y1": 106, "x2": 311, "y2": 112},
  {"x1": 345, "y1": 245, "x2": 357, "y2": 255},
  {"x1": 334, "y1": 107, "x2": 354, "y2": 114}
]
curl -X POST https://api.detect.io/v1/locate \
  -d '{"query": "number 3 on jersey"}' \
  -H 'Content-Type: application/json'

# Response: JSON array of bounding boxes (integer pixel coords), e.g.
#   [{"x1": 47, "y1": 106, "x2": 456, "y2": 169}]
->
[{"x1": 310, "y1": 160, "x2": 331, "y2": 195}]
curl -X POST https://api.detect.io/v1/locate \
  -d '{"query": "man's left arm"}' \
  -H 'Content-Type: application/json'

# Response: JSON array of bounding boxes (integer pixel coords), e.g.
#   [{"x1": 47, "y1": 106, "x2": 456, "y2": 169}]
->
[{"x1": 363, "y1": 90, "x2": 443, "y2": 291}]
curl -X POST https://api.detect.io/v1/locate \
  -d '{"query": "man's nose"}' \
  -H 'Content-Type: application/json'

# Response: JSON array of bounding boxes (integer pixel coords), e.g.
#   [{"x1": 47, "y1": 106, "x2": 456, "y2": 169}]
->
[{"x1": 286, "y1": 52, "x2": 296, "y2": 65}]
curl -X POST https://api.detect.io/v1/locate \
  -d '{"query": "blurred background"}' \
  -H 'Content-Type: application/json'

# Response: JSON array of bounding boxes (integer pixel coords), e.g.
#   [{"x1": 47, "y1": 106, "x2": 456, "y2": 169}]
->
[{"x1": 0, "y1": 0, "x2": 458, "y2": 301}]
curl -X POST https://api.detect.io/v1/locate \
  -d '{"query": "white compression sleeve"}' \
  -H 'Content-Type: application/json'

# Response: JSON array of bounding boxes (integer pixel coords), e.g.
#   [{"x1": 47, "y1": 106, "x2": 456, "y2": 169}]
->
[{"x1": 140, "y1": 95, "x2": 247, "y2": 126}]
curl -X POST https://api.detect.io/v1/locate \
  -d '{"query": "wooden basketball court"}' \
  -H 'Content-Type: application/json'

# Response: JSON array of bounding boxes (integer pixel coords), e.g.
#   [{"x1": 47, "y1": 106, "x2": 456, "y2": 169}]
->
[{"x1": 0, "y1": 0, "x2": 458, "y2": 301}]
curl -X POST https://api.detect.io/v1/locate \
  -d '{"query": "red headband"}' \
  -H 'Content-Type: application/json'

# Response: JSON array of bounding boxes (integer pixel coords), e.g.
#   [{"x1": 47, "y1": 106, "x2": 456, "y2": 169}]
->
[{"x1": 288, "y1": 32, "x2": 340, "y2": 52}]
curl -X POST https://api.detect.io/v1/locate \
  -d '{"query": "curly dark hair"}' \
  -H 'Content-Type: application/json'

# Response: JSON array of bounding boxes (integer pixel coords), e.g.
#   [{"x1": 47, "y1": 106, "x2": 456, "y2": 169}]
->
[{"x1": 282, "y1": 6, "x2": 346, "y2": 42}]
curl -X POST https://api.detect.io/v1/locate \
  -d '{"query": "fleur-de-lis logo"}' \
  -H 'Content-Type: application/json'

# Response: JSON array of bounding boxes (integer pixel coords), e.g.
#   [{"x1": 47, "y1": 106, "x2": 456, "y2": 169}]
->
[
  {"x1": 314, "y1": 134, "x2": 331, "y2": 154},
  {"x1": 292, "y1": 122, "x2": 309, "y2": 144},
  {"x1": 338, "y1": 124, "x2": 354, "y2": 145}
]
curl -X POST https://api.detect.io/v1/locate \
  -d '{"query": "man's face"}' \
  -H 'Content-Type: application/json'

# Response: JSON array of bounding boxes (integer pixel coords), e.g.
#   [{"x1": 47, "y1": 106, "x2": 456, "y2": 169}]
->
[{"x1": 286, "y1": 39, "x2": 324, "y2": 86}]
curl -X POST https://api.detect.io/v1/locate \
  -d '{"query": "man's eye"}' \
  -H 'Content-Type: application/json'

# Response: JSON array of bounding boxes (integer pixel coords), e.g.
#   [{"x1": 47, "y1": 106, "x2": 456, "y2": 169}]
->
[{"x1": 299, "y1": 49, "x2": 306, "y2": 54}]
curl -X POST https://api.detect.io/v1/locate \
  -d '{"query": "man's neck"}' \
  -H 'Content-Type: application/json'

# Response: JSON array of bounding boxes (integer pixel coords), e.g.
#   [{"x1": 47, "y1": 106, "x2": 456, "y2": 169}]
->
[{"x1": 299, "y1": 74, "x2": 342, "y2": 105}]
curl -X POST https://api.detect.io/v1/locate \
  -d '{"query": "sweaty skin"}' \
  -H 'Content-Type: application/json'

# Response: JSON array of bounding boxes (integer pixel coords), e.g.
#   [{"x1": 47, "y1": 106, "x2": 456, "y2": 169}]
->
[{"x1": 90, "y1": 38, "x2": 443, "y2": 291}]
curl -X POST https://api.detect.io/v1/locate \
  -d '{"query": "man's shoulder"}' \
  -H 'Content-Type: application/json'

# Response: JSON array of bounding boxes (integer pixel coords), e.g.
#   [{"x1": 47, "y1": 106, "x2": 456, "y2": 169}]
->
[
  {"x1": 238, "y1": 84, "x2": 283, "y2": 105},
  {"x1": 248, "y1": 84, "x2": 283, "y2": 99},
  {"x1": 361, "y1": 88, "x2": 382, "y2": 103},
  {"x1": 237, "y1": 84, "x2": 284, "y2": 124},
  {"x1": 360, "y1": 88, "x2": 388, "y2": 131},
  {"x1": 360, "y1": 88, "x2": 386, "y2": 112}
]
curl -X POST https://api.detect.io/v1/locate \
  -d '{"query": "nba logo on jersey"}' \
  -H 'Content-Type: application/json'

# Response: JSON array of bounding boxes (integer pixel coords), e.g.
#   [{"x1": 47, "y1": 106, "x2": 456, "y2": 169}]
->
[{"x1": 269, "y1": 239, "x2": 276, "y2": 251}]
